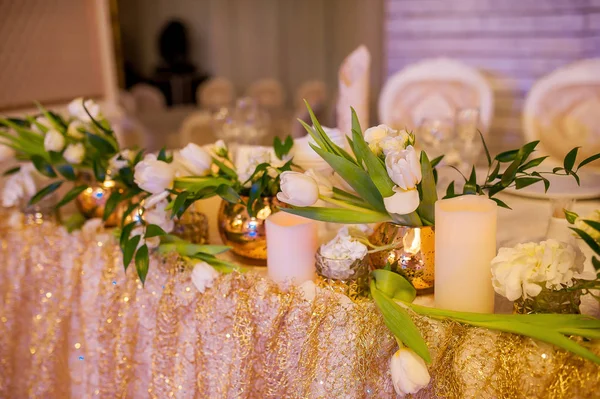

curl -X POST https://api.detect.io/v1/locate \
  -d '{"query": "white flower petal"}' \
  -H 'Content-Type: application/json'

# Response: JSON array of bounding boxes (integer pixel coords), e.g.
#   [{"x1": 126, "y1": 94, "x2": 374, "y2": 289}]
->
[{"x1": 383, "y1": 188, "x2": 420, "y2": 215}]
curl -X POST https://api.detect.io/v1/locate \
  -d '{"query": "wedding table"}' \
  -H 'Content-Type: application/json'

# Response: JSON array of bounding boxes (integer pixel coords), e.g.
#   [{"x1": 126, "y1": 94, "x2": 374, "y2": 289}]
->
[{"x1": 1, "y1": 192, "x2": 599, "y2": 398}]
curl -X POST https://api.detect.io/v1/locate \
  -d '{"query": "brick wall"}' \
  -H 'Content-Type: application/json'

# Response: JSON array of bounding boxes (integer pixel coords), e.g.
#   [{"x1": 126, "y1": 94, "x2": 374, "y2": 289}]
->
[{"x1": 385, "y1": 0, "x2": 600, "y2": 147}]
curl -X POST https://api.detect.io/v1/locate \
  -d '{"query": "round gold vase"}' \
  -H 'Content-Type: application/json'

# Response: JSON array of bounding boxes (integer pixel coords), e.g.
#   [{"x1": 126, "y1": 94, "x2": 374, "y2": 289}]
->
[
  {"x1": 217, "y1": 196, "x2": 281, "y2": 260},
  {"x1": 367, "y1": 222, "x2": 435, "y2": 295},
  {"x1": 75, "y1": 173, "x2": 124, "y2": 227}
]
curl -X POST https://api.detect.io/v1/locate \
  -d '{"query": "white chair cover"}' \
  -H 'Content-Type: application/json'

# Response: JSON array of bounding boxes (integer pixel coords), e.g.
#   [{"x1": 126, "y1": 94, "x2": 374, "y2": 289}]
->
[
  {"x1": 130, "y1": 84, "x2": 166, "y2": 114},
  {"x1": 246, "y1": 79, "x2": 285, "y2": 109},
  {"x1": 379, "y1": 58, "x2": 493, "y2": 133},
  {"x1": 523, "y1": 59, "x2": 600, "y2": 167},
  {"x1": 196, "y1": 77, "x2": 235, "y2": 110},
  {"x1": 179, "y1": 111, "x2": 214, "y2": 146}
]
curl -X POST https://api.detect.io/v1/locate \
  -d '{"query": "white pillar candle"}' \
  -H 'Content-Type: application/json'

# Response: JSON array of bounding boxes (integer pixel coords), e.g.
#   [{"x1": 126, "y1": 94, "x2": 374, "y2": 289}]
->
[
  {"x1": 435, "y1": 196, "x2": 497, "y2": 313},
  {"x1": 266, "y1": 212, "x2": 318, "y2": 285}
]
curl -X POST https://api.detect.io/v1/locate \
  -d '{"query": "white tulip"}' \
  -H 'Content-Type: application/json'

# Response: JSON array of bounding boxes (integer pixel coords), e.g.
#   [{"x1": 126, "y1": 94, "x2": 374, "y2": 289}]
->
[
  {"x1": 2, "y1": 164, "x2": 37, "y2": 207},
  {"x1": 43, "y1": 129, "x2": 65, "y2": 152},
  {"x1": 0, "y1": 144, "x2": 15, "y2": 162},
  {"x1": 175, "y1": 143, "x2": 212, "y2": 176},
  {"x1": 143, "y1": 190, "x2": 170, "y2": 209},
  {"x1": 383, "y1": 187, "x2": 420, "y2": 215},
  {"x1": 191, "y1": 261, "x2": 219, "y2": 293},
  {"x1": 385, "y1": 146, "x2": 422, "y2": 190},
  {"x1": 304, "y1": 169, "x2": 333, "y2": 197},
  {"x1": 390, "y1": 348, "x2": 431, "y2": 397},
  {"x1": 68, "y1": 97, "x2": 100, "y2": 122},
  {"x1": 379, "y1": 134, "x2": 411, "y2": 156},
  {"x1": 63, "y1": 143, "x2": 85, "y2": 164},
  {"x1": 134, "y1": 154, "x2": 175, "y2": 194},
  {"x1": 67, "y1": 121, "x2": 85, "y2": 139},
  {"x1": 276, "y1": 171, "x2": 320, "y2": 207}
]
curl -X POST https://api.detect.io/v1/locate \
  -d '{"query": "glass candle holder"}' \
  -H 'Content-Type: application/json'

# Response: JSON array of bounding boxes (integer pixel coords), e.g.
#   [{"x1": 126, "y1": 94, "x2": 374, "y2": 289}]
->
[
  {"x1": 315, "y1": 249, "x2": 370, "y2": 300},
  {"x1": 513, "y1": 286, "x2": 581, "y2": 315}
]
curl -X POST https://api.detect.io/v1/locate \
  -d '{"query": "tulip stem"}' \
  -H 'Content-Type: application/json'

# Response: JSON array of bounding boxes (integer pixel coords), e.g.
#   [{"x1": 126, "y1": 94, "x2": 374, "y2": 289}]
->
[{"x1": 318, "y1": 195, "x2": 380, "y2": 213}]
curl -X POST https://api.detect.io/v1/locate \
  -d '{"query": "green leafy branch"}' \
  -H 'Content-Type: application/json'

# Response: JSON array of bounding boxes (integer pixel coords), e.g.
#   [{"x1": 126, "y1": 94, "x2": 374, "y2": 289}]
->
[{"x1": 444, "y1": 134, "x2": 600, "y2": 209}]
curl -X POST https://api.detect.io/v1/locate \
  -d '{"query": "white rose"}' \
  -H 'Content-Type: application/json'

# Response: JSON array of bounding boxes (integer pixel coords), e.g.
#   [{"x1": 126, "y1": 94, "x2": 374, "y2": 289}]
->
[
  {"x1": 2, "y1": 164, "x2": 37, "y2": 207},
  {"x1": 175, "y1": 143, "x2": 212, "y2": 176},
  {"x1": 67, "y1": 121, "x2": 85, "y2": 139},
  {"x1": 191, "y1": 261, "x2": 219, "y2": 293},
  {"x1": 43, "y1": 129, "x2": 65, "y2": 152},
  {"x1": 320, "y1": 234, "x2": 367, "y2": 261},
  {"x1": 304, "y1": 169, "x2": 333, "y2": 197},
  {"x1": 0, "y1": 144, "x2": 15, "y2": 162},
  {"x1": 68, "y1": 97, "x2": 100, "y2": 122},
  {"x1": 63, "y1": 143, "x2": 85, "y2": 164},
  {"x1": 276, "y1": 171, "x2": 320, "y2": 207},
  {"x1": 134, "y1": 155, "x2": 175, "y2": 194},
  {"x1": 390, "y1": 348, "x2": 431, "y2": 397},
  {"x1": 385, "y1": 146, "x2": 422, "y2": 190}
]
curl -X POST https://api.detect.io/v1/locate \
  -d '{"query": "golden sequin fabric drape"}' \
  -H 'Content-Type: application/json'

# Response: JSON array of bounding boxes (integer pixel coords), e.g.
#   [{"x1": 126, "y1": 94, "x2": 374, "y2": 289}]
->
[{"x1": 1, "y1": 218, "x2": 599, "y2": 398}]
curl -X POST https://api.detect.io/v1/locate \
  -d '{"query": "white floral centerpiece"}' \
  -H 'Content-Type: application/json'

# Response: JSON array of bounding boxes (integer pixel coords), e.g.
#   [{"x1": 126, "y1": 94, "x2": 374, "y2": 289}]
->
[{"x1": 317, "y1": 226, "x2": 369, "y2": 280}]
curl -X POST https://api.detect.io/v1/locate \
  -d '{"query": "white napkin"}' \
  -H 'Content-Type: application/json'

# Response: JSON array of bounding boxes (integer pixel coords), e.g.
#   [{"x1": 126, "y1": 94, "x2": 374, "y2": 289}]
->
[{"x1": 336, "y1": 45, "x2": 371, "y2": 137}]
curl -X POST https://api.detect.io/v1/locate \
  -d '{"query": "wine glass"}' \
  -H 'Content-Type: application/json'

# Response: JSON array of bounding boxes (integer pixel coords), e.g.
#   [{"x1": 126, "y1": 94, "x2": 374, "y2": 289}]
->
[
  {"x1": 455, "y1": 107, "x2": 482, "y2": 166},
  {"x1": 417, "y1": 117, "x2": 455, "y2": 160}
]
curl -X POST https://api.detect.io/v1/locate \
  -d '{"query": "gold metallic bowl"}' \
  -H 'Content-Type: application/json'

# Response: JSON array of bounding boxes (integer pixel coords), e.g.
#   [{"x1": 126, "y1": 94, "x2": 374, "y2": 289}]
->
[
  {"x1": 367, "y1": 222, "x2": 435, "y2": 295},
  {"x1": 75, "y1": 173, "x2": 125, "y2": 227},
  {"x1": 217, "y1": 196, "x2": 281, "y2": 260}
]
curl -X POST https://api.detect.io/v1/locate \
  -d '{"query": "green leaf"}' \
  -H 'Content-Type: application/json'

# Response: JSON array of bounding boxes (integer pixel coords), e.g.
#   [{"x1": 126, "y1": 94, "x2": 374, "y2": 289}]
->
[
  {"x1": 123, "y1": 235, "x2": 140, "y2": 271},
  {"x1": 305, "y1": 101, "x2": 356, "y2": 163},
  {"x1": 416, "y1": 152, "x2": 437, "y2": 224},
  {"x1": 563, "y1": 210, "x2": 579, "y2": 224},
  {"x1": 495, "y1": 149, "x2": 518, "y2": 163},
  {"x1": 463, "y1": 166, "x2": 478, "y2": 194},
  {"x1": 172, "y1": 191, "x2": 190, "y2": 218},
  {"x1": 135, "y1": 244, "x2": 149, "y2": 284},
  {"x1": 371, "y1": 281, "x2": 431, "y2": 363},
  {"x1": 518, "y1": 156, "x2": 548, "y2": 171},
  {"x1": 3, "y1": 166, "x2": 20, "y2": 176},
  {"x1": 157, "y1": 147, "x2": 168, "y2": 162},
  {"x1": 62, "y1": 213, "x2": 86, "y2": 233},
  {"x1": 515, "y1": 177, "x2": 542, "y2": 189},
  {"x1": 273, "y1": 136, "x2": 293, "y2": 160},
  {"x1": 55, "y1": 164, "x2": 76, "y2": 181},
  {"x1": 563, "y1": 147, "x2": 579, "y2": 173},
  {"x1": 86, "y1": 132, "x2": 117, "y2": 154},
  {"x1": 145, "y1": 224, "x2": 167, "y2": 238},
  {"x1": 56, "y1": 185, "x2": 88, "y2": 208},
  {"x1": 487, "y1": 162, "x2": 501, "y2": 182},
  {"x1": 29, "y1": 181, "x2": 62, "y2": 205},
  {"x1": 350, "y1": 106, "x2": 363, "y2": 135},
  {"x1": 570, "y1": 228, "x2": 600, "y2": 257},
  {"x1": 577, "y1": 153, "x2": 600, "y2": 170},
  {"x1": 212, "y1": 157, "x2": 237, "y2": 179},
  {"x1": 283, "y1": 206, "x2": 391, "y2": 224},
  {"x1": 103, "y1": 191, "x2": 122, "y2": 221},
  {"x1": 430, "y1": 155, "x2": 444, "y2": 169},
  {"x1": 216, "y1": 184, "x2": 241, "y2": 204},
  {"x1": 592, "y1": 257, "x2": 600, "y2": 272},
  {"x1": 479, "y1": 131, "x2": 491, "y2": 167},
  {"x1": 120, "y1": 222, "x2": 136, "y2": 250},
  {"x1": 553, "y1": 167, "x2": 563, "y2": 173},
  {"x1": 490, "y1": 197, "x2": 511, "y2": 209},
  {"x1": 247, "y1": 179, "x2": 264, "y2": 217},
  {"x1": 310, "y1": 144, "x2": 386, "y2": 213},
  {"x1": 133, "y1": 149, "x2": 145, "y2": 165},
  {"x1": 444, "y1": 181, "x2": 456, "y2": 198},
  {"x1": 159, "y1": 241, "x2": 231, "y2": 257},
  {"x1": 48, "y1": 150, "x2": 63, "y2": 164},
  {"x1": 372, "y1": 269, "x2": 416, "y2": 303},
  {"x1": 351, "y1": 128, "x2": 394, "y2": 197},
  {"x1": 582, "y1": 219, "x2": 600, "y2": 234},
  {"x1": 93, "y1": 159, "x2": 106, "y2": 182},
  {"x1": 31, "y1": 155, "x2": 57, "y2": 177},
  {"x1": 121, "y1": 202, "x2": 140, "y2": 226}
]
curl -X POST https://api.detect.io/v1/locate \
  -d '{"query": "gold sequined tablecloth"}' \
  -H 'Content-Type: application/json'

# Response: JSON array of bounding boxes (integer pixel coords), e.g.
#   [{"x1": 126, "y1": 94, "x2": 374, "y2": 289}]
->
[{"x1": 1, "y1": 218, "x2": 600, "y2": 399}]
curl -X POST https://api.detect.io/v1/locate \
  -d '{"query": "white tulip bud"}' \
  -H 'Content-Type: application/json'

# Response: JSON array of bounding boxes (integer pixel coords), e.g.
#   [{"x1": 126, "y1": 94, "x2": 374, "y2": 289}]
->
[
  {"x1": 43, "y1": 129, "x2": 65, "y2": 152},
  {"x1": 390, "y1": 348, "x2": 430, "y2": 397},
  {"x1": 63, "y1": 143, "x2": 85, "y2": 164},
  {"x1": 175, "y1": 143, "x2": 212, "y2": 176},
  {"x1": 276, "y1": 171, "x2": 320, "y2": 207},
  {"x1": 304, "y1": 169, "x2": 333, "y2": 198},
  {"x1": 134, "y1": 154, "x2": 175, "y2": 194},
  {"x1": 191, "y1": 262, "x2": 219, "y2": 293},
  {"x1": 385, "y1": 146, "x2": 422, "y2": 191}
]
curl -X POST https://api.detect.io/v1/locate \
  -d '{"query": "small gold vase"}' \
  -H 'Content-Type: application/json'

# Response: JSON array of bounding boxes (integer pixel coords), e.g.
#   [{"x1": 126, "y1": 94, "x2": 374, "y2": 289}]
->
[
  {"x1": 513, "y1": 286, "x2": 581, "y2": 314},
  {"x1": 172, "y1": 201, "x2": 210, "y2": 244},
  {"x1": 75, "y1": 173, "x2": 124, "y2": 227},
  {"x1": 367, "y1": 222, "x2": 435, "y2": 295},
  {"x1": 217, "y1": 196, "x2": 281, "y2": 260}
]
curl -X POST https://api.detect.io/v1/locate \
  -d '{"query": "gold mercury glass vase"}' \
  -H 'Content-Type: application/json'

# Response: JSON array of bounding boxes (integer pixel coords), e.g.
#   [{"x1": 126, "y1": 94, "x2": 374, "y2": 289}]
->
[
  {"x1": 217, "y1": 196, "x2": 281, "y2": 260},
  {"x1": 513, "y1": 286, "x2": 581, "y2": 314},
  {"x1": 315, "y1": 249, "x2": 370, "y2": 300},
  {"x1": 75, "y1": 172, "x2": 124, "y2": 227},
  {"x1": 367, "y1": 222, "x2": 435, "y2": 295}
]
